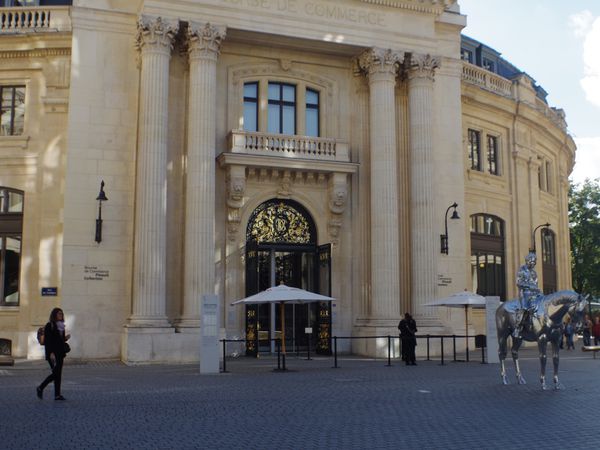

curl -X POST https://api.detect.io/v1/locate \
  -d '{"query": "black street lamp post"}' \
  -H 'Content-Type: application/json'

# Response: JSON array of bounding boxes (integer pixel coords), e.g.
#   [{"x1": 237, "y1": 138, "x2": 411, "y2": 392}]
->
[
  {"x1": 440, "y1": 202, "x2": 460, "y2": 254},
  {"x1": 530, "y1": 222, "x2": 550, "y2": 253}
]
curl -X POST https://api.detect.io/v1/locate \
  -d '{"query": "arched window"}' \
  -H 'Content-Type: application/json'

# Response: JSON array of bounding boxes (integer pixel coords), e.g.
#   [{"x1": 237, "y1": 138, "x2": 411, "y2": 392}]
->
[
  {"x1": 541, "y1": 228, "x2": 557, "y2": 294},
  {"x1": 0, "y1": 188, "x2": 23, "y2": 306},
  {"x1": 470, "y1": 214, "x2": 505, "y2": 300}
]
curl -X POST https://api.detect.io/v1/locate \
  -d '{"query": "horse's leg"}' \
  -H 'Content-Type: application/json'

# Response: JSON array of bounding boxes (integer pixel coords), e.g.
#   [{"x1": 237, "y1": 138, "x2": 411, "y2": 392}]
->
[
  {"x1": 538, "y1": 337, "x2": 548, "y2": 390},
  {"x1": 551, "y1": 338, "x2": 564, "y2": 390},
  {"x1": 498, "y1": 333, "x2": 509, "y2": 385},
  {"x1": 511, "y1": 337, "x2": 526, "y2": 384}
]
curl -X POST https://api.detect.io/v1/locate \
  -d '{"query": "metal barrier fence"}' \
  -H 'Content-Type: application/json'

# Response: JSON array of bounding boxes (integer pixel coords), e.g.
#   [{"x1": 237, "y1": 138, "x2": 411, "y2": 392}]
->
[{"x1": 220, "y1": 334, "x2": 487, "y2": 373}]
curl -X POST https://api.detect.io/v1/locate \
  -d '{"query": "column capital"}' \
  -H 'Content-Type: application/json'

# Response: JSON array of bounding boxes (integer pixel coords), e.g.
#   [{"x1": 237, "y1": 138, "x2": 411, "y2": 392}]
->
[
  {"x1": 357, "y1": 47, "x2": 403, "y2": 78},
  {"x1": 187, "y1": 21, "x2": 226, "y2": 61},
  {"x1": 135, "y1": 15, "x2": 179, "y2": 54},
  {"x1": 406, "y1": 53, "x2": 440, "y2": 81}
]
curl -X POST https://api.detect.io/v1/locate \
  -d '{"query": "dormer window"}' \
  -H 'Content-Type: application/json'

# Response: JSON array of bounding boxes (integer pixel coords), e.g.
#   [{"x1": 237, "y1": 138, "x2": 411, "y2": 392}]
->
[
  {"x1": 482, "y1": 57, "x2": 495, "y2": 72},
  {"x1": 461, "y1": 48, "x2": 473, "y2": 64}
]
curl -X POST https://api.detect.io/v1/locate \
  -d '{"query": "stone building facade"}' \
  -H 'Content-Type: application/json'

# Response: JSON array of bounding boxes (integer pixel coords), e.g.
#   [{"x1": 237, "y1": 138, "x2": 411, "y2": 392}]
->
[{"x1": 0, "y1": 0, "x2": 575, "y2": 362}]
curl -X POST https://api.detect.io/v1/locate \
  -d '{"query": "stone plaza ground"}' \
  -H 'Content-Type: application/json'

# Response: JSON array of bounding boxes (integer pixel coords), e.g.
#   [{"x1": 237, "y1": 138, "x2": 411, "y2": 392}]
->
[{"x1": 1, "y1": 347, "x2": 598, "y2": 449}]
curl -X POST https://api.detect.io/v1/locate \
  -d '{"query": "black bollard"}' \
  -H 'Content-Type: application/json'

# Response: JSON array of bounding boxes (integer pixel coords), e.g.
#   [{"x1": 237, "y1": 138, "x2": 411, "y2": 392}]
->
[
  {"x1": 453, "y1": 335, "x2": 457, "y2": 361},
  {"x1": 276, "y1": 339, "x2": 281, "y2": 370},
  {"x1": 386, "y1": 335, "x2": 392, "y2": 367},
  {"x1": 333, "y1": 336, "x2": 339, "y2": 368},
  {"x1": 222, "y1": 340, "x2": 228, "y2": 373}
]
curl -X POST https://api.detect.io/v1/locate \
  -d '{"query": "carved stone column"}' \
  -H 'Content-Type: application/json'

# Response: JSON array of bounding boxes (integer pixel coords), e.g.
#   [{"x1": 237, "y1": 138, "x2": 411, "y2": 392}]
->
[
  {"x1": 406, "y1": 54, "x2": 439, "y2": 319},
  {"x1": 179, "y1": 22, "x2": 226, "y2": 328},
  {"x1": 129, "y1": 16, "x2": 178, "y2": 327},
  {"x1": 357, "y1": 48, "x2": 401, "y2": 320}
]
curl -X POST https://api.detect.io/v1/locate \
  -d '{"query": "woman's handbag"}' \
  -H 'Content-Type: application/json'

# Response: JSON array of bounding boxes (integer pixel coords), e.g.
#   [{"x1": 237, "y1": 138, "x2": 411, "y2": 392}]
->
[{"x1": 64, "y1": 342, "x2": 71, "y2": 354}]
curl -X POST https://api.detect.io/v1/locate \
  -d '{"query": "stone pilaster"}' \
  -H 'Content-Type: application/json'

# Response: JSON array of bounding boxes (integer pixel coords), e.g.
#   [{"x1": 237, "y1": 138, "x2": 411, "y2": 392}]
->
[
  {"x1": 178, "y1": 22, "x2": 226, "y2": 328},
  {"x1": 406, "y1": 53, "x2": 439, "y2": 319},
  {"x1": 357, "y1": 48, "x2": 402, "y2": 320},
  {"x1": 129, "y1": 16, "x2": 178, "y2": 327}
]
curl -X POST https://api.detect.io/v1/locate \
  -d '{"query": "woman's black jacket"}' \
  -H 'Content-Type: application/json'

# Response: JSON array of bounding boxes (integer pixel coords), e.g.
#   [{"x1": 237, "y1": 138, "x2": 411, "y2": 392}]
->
[{"x1": 43, "y1": 322, "x2": 67, "y2": 360}]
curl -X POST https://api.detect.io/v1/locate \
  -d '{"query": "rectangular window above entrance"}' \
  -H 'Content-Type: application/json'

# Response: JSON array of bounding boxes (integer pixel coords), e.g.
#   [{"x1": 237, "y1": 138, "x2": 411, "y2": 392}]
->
[
  {"x1": 268, "y1": 82, "x2": 296, "y2": 135},
  {"x1": 243, "y1": 82, "x2": 258, "y2": 132},
  {"x1": 305, "y1": 88, "x2": 319, "y2": 137}
]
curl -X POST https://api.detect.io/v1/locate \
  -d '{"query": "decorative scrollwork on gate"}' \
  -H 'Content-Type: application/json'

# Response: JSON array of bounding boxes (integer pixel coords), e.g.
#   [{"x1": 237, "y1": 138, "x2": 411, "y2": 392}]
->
[{"x1": 246, "y1": 200, "x2": 315, "y2": 245}]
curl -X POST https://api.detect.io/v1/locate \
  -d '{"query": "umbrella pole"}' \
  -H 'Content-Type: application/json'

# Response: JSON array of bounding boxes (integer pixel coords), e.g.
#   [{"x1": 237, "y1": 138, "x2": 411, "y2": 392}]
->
[
  {"x1": 465, "y1": 305, "x2": 469, "y2": 361},
  {"x1": 280, "y1": 301, "x2": 286, "y2": 354}
]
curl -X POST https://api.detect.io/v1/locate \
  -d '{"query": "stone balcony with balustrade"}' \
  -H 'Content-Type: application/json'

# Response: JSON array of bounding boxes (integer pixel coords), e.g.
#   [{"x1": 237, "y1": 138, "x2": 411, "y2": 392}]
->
[
  {"x1": 219, "y1": 130, "x2": 357, "y2": 176},
  {"x1": 228, "y1": 130, "x2": 350, "y2": 162},
  {"x1": 462, "y1": 61, "x2": 567, "y2": 132},
  {"x1": 462, "y1": 61, "x2": 513, "y2": 98},
  {"x1": 0, "y1": 6, "x2": 71, "y2": 34}
]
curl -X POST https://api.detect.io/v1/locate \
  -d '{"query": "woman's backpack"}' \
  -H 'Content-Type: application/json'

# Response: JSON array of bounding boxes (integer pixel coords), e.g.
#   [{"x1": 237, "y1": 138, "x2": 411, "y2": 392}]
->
[{"x1": 37, "y1": 327, "x2": 45, "y2": 345}]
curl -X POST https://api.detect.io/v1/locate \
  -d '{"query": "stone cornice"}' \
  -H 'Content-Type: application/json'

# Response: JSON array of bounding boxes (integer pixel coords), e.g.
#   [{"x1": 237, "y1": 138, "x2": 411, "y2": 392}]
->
[
  {"x1": 135, "y1": 15, "x2": 178, "y2": 54},
  {"x1": 360, "y1": 0, "x2": 456, "y2": 14},
  {"x1": 217, "y1": 152, "x2": 358, "y2": 174},
  {"x1": 187, "y1": 21, "x2": 226, "y2": 61},
  {"x1": 0, "y1": 48, "x2": 71, "y2": 59}
]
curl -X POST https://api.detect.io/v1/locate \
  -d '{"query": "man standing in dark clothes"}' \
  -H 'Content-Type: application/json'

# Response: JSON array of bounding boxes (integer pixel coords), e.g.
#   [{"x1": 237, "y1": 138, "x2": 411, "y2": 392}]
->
[{"x1": 399, "y1": 312, "x2": 418, "y2": 365}]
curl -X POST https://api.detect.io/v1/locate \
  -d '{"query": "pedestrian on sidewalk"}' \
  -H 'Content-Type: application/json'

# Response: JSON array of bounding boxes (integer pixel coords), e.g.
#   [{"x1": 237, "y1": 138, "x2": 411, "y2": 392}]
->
[
  {"x1": 593, "y1": 316, "x2": 600, "y2": 346},
  {"x1": 399, "y1": 312, "x2": 417, "y2": 366},
  {"x1": 583, "y1": 314, "x2": 592, "y2": 347},
  {"x1": 564, "y1": 317, "x2": 575, "y2": 350},
  {"x1": 37, "y1": 308, "x2": 71, "y2": 401}
]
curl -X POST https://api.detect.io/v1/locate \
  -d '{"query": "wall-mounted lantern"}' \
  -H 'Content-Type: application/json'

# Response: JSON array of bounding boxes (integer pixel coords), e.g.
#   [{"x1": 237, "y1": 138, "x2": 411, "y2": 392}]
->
[
  {"x1": 95, "y1": 180, "x2": 108, "y2": 244},
  {"x1": 440, "y1": 202, "x2": 460, "y2": 254}
]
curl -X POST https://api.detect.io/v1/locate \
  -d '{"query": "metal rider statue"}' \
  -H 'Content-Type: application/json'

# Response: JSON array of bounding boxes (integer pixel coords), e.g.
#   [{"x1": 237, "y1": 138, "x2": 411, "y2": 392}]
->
[{"x1": 514, "y1": 251, "x2": 542, "y2": 338}]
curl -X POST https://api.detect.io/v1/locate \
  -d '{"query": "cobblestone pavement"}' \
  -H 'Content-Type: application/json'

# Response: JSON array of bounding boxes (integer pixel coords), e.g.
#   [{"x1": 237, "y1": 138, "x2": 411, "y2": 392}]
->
[{"x1": 1, "y1": 348, "x2": 599, "y2": 449}]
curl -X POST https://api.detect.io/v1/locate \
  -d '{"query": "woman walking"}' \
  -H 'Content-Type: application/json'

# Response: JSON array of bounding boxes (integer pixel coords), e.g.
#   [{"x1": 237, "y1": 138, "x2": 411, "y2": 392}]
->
[{"x1": 37, "y1": 308, "x2": 70, "y2": 401}]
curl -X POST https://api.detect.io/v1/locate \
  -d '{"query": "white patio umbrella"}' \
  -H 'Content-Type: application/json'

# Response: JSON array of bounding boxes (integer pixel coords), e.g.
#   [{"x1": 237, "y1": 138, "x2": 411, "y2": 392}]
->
[
  {"x1": 231, "y1": 284, "x2": 334, "y2": 354},
  {"x1": 424, "y1": 291, "x2": 487, "y2": 353}
]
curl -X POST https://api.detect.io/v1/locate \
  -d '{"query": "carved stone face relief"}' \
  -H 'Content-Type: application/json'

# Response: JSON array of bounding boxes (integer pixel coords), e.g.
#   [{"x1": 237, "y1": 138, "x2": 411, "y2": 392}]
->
[
  {"x1": 229, "y1": 177, "x2": 245, "y2": 201},
  {"x1": 329, "y1": 184, "x2": 348, "y2": 215}
]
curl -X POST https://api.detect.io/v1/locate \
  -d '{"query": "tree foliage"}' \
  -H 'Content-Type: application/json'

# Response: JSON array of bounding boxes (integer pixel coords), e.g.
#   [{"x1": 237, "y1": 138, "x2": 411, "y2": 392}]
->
[{"x1": 569, "y1": 179, "x2": 600, "y2": 297}]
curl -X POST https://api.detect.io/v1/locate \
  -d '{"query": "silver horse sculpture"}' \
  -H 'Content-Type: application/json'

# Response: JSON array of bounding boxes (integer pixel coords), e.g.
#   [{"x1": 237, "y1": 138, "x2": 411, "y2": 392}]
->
[{"x1": 496, "y1": 290, "x2": 587, "y2": 390}]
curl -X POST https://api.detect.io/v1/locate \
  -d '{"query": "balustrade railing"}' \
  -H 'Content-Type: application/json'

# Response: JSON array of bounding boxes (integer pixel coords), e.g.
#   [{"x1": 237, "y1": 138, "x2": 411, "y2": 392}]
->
[
  {"x1": 0, "y1": 7, "x2": 70, "y2": 33},
  {"x1": 228, "y1": 130, "x2": 350, "y2": 162},
  {"x1": 462, "y1": 62, "x2": 513, "y2": 98}
]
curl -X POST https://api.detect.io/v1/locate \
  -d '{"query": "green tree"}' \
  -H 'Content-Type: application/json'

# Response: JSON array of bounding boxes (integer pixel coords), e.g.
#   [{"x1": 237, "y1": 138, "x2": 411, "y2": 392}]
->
[{"x1": 569, "y1": 179, "x2": 600, "y2": 297}]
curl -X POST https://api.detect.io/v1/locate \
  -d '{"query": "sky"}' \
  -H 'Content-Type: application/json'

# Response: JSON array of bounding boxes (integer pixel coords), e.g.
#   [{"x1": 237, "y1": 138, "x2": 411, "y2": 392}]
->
[{"x1": 457, "y1": 0, "x2": 600, "y2": 185}]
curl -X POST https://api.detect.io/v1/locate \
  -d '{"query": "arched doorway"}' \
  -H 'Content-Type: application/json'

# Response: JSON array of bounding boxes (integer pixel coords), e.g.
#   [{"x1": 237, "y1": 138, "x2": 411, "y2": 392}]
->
[
  {"x1": 541, "y1": 228, "x2": 557, "y2": 293},
  {"x1": 470, "y1": 214, "x2": 506, "y2": 300},
  {"x1": 244, "y1": 199, "x2": 331, "y2": 356}
]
